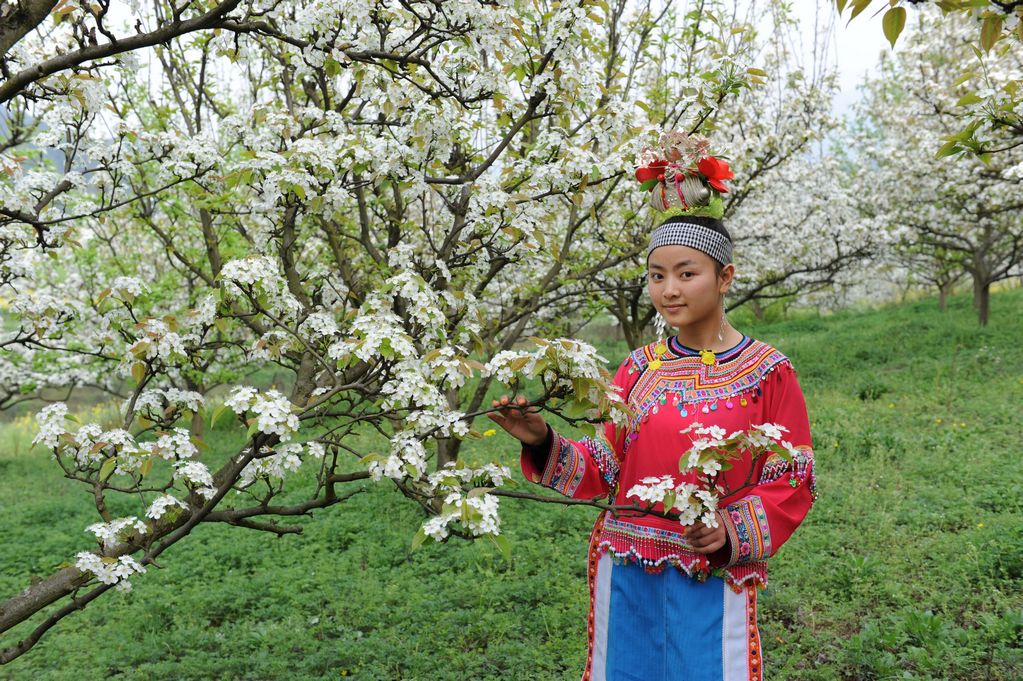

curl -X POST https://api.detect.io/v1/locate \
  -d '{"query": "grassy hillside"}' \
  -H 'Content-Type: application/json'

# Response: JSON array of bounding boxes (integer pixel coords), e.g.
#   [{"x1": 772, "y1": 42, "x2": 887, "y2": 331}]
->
[{"x1": 1, "y1": 288, "x2": 1021, "y2": 680}]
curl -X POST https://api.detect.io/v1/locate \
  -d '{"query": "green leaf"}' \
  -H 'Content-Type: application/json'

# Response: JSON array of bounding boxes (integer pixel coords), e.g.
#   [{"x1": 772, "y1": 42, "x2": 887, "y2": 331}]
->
[
  {"x1": 139, "y1": 456, "x2": 154, "y2": 478},
  {"x1": 131, "y1": 362, "x2": 145, "y2": 384},
  {"x1": 99, "y1": 457, "x2": 116, "y2": 481},
  {"x1": 210, "y1": 403, "x2": 229, "y2": 430},
  {"x1": 578, "y1": 422, "x2": 597, "y2": 437},
  {"x1": 639, "y1": 179, "x2": 659, "y2": 192},
  {"x1": 882, "y1": 7, "x2": 906, "y2": 48},
  {"x1": 487, "y1": 534, "x2": 512, "y2": 564},
  {"x1": 956, "y1": 92, "x2": 983, "y2": 107},
  {"x1": 848, "y1": 0, "x2": 872, "y2": 23},
  {"x1": 952, "y1": 71, "x2": 975, "y2": 87},
  {"x1": 935, "y1": 140, "x2": 961, "y2": 158},
  {"x1": 835, "y1": 0, "x2": 849, "y2": 14},
  {"x1": 746, "y1": 67, "x2": 767, "y2": 78},
  {"x1": 980, "y1": 14, "x2": 1003, "y2": 52},
  {"x1": 563, "y1": 399, "x2": 593, "y2": 420},
  {"x1": 411, "y1": 526, "x2": 428, "y2": 551}
]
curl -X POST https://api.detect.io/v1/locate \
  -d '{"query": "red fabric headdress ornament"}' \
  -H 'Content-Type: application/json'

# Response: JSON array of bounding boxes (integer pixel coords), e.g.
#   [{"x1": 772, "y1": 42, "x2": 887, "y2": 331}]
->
[{"x1": 634, "y1": 131, "x2": 733, "y2": 219}]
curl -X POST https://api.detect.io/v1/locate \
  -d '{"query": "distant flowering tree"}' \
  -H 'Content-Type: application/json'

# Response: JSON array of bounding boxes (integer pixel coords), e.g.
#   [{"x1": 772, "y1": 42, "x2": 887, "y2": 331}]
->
[
  {"x1": 0, "y1": 0, "x2": 789, "y2": 663},
  {"x1": 849, "y1": 8, "x2": 1023, "y2": 325},
  {"x1": 835, "y1": 0, "x2": 1023, "y2": 159}
]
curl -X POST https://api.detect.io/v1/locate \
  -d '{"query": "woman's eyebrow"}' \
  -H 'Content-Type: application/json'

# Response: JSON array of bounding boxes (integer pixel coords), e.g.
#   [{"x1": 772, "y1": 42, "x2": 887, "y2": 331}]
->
[{"x1": 649, "y1": 260, "x2": 696, "y2": 270}]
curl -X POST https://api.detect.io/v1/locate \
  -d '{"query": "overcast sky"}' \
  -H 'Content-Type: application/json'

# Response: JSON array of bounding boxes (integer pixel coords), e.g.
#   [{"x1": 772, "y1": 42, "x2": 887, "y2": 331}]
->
[{"x1": 794, "y1": 0, "x2": 894, "y2": 118}]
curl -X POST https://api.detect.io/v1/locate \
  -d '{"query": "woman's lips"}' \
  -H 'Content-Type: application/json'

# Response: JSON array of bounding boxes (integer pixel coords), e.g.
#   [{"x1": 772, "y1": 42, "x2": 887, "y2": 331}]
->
[{"x1": 663, "y1": 304, "x2": 686, "y2": 312}]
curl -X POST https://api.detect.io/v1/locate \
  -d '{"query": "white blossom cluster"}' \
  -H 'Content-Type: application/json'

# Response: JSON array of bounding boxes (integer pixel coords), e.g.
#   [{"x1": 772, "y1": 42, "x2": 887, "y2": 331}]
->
[
  {"x1": 367, "y1": 431, "x2": 429, "y2": 481},
  {"x1": 299, "y1": 311, "x2": 340, "y2": 340},
  {"x1": 422, "y1": 491, "x2": 501, "y2": 541},
  {"x1": 74, "y1": 552, "x2": 147, "y2": 593},
  {"x1": 223, "y1": 386, "x2": 301, "y2": 441},
  {"x1": 423, "y1": 347, "x2": 473, "y2": 390},
  {"x1": 86, "y1": 516, "x2": 147, "y2": 550},
  {"x1": 427, "y1": 462, "x2": 513, "y2": 492},
  {"x1": 9, "y1": 291, "x2": 79, "y2": 338},
  {"x1": 482, "y1": 350, "x2": 538, "y2": 384},
  {"x1": 128, "y1": 388, "x2": 205, "y2": 420},
  {"x1": 482, "y1": 339, "x2": 626, "y2": 425},
  {"x1": 173, "y1": 461, "x2": 216, "y2": 498},
  {"x1": 31, "y1": 403, "x2": 70, "y2": 449},
  {"x1": 144, "y1": 494, "x2": 187, "y2": 520},
  {"x1": 236, "y1": 443, "x2": 304, "y2": 488},
  {"x1": 328, "y1": 292, "x2": 417, "y2": 364},
  {"x1": 149, "y1": 427, "x2": 200, "y2": 461},
  {"x1": 219, "y1": 256, "x2": 302, "y2": 322},
  {"x1": 625, "y1": 475, "x2": 718, "y2": 528},
  {"x1": 108, "y1": 276, "x2": 149, "y2": 301},
  {"x1": 388, "y1": 270, "x2": 447, "y2": 332},
  {"x1": 126, "y1": 318, "x2": 189, "y2": 365},
  {"x1": 418, "y1": 462, "x2": 512, "y2": 540}
]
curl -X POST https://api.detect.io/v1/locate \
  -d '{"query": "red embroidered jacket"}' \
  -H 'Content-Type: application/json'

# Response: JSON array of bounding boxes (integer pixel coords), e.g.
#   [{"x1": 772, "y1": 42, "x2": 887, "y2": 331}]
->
[{"x1": 521, "y1": 336, "x2": 817, "y2": 590}]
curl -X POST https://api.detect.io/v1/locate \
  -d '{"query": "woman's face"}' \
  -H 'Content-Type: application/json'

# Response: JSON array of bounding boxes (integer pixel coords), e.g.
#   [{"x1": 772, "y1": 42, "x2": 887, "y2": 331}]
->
[{"x1": 646, "y1": 244, "x2": 733, "y2": 329}]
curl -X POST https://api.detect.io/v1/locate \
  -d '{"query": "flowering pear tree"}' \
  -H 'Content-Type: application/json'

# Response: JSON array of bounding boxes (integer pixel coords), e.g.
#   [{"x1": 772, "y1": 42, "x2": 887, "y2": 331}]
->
[
  {"x1": 850, "y1": 8, "x2": 1023, "y2": 325},
  {"x1": 835, "y1": 0, "x2": 1023, "y2": 159},
  {"x1": 0, "y1": 0, "x2": 794, "y2": 663}
]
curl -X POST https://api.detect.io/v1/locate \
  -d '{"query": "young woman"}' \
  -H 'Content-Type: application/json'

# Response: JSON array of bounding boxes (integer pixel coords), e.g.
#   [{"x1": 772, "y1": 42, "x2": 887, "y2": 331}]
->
[{"x1": 487, "y1": 138, "x2": 817, "y2": 681}]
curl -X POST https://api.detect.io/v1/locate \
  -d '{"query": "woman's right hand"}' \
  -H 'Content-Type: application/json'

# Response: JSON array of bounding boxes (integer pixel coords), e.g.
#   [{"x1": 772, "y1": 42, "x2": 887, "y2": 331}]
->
[{"x1": 487, "y1": 395, "x2": 549, "y2": 447}]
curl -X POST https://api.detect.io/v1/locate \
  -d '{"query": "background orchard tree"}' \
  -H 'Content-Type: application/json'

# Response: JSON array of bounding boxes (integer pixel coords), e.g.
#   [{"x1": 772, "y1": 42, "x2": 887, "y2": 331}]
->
[
  {"x1": 850, "y1": 8, "x2": 1023, "y2": 326},
  {"x1": 836, "y1": 0, "x2": 1023, "y2": 159},
  {"x1": 0, "y1": 0, "x2": 786, "y2": 663}
]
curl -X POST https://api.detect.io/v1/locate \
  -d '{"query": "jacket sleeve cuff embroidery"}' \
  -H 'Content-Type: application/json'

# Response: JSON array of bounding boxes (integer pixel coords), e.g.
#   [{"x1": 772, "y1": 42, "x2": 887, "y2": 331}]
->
[
  {"x1": 722, "y1": 495, "x2": 773, "y2": 566},
  {"x1": 539, "y1": 428, "x2": 586, "y2": 497}
]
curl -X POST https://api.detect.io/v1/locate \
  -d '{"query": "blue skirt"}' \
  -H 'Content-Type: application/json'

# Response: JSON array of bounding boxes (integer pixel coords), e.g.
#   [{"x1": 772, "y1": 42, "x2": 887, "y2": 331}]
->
[{"x1": 584, "y1": 552, "x2": 762, "y2": 681}]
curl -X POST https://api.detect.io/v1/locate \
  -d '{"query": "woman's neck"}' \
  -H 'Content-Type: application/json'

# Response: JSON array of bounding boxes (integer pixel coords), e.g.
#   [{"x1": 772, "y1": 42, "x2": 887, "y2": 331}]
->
[{"x1": 674, "y1": 324, "x2": 744, "y2": 352}]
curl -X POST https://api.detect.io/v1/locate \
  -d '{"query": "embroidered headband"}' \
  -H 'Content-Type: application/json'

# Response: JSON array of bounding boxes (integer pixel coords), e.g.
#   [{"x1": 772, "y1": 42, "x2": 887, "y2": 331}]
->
[{"x1": 646, "y1": 218, "x2": 733, "y2": 266}]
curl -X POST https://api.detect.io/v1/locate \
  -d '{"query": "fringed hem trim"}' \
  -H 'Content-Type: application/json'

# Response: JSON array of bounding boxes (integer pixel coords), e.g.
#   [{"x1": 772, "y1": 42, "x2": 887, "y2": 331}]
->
[{"x1": 595, "y1": 541, "x2": 768, "y2": 593}]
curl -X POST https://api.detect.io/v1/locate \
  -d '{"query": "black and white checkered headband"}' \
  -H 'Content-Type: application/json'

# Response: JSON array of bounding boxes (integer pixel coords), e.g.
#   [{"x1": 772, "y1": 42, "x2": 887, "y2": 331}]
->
[{"x1": 646, "y1": 220, "x2": 732, "y2": 265}]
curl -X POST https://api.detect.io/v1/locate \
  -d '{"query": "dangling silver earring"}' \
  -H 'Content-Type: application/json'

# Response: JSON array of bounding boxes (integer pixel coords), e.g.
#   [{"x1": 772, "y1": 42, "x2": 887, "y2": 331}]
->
[
  {"x1": 654, "y1": 312, "x2": 668, "y2": 339},
  {"x1": 717, "y1": 305, "x2": 727, "y2": 343}
]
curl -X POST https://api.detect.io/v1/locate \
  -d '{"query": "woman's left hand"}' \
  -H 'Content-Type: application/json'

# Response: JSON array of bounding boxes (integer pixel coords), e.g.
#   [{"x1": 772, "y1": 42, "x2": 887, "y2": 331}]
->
[{"x1": 683, "y1": 512, "x2": 727, "y2": 554}]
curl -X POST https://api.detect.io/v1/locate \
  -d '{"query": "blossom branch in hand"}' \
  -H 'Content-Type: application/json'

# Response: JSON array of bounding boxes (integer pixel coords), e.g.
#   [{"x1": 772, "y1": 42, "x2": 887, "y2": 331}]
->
[{"x1": 625, "y1": 422, "x2": 801, "y2": 530}]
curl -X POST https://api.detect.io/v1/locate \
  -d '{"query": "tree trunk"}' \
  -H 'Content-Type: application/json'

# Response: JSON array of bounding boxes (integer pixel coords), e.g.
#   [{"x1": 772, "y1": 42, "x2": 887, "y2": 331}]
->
[
  {"x1": 185, "y1": 375, "x2": 206, "y2": 439},
  {"x1": 938, "y1": 283, "x2": 950, "y2": 312},
  {"x1": 750, "y1": 299, "x2": 765, "y2": 321},
  {"x1": 621, "y1": 317, "x2": 647, "y2": 351},
  {"x1": 435, "y1": 387, "x2": 462, "y2": 469},
  {"x1": 436, "y1": 438, "x2": 457, "y2": 469},
  {"x1": 973, "y1": 277, "x2": 990, "y2": 326},
  {"x1": 0, "y1": 0, "x2": 60, "y2": 59}
]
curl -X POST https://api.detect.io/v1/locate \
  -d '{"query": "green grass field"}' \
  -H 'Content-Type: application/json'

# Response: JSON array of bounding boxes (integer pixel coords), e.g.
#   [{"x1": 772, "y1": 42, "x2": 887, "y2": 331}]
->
[{"x1": 2, "y1": 288, "x2": 1021, "y2": 680}]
